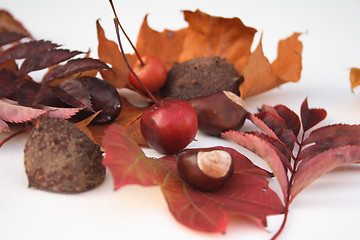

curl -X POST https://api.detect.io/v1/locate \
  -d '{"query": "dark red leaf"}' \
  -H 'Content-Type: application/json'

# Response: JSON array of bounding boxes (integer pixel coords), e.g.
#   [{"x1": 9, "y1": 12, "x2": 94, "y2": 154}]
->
[
  {"x1": 300, "y1": 98, "x2": 327, "y2": 132},
  {"x1": 255, "y1": 111, "x2": 297, "y2": 150},
  {"x1": 299, "y1": 135, "x2": 360, "y2": 163},
  {"x1": 16, "y1": 81, "x2": 41, "y2": 106},
  {"x1": 0, "y1": 68, "x2": 18, "y2": 97},
  {"x1": 19, "y1": 49, "x2": 81, "y2": 75},
  {"x1": 303, "y1": 124, "x2": 360, "y2": 145},
  {"x1": 291, "y1": 146, "x2": 360, "y2": 199},
  {"x1": 42, "y1": 58, "x2": 109, "y2": 82},
  {"x1": 0, "y1": 10, "x2": 31, "y2": 36},
  {"x1": 298, "y1": 124, "x2": 360, "y2": 162},
  {"x1": 102, "y1": 124, "x2": 284, "y2": 233},
  {"x1": 222, "y1": 130, "x2": 289, "y2": 198},
  {"x1": 55, "y1": 79, "x2": 93, "y2": 110},
  {"x1": 0, "y1": 40, "x2": 59, "y2": 64},
  {"x1": 0, "y1": 32, "x2": 28, "y2": 47},
  {"x1": 274, "y1": 104, "x2": 301, "y2": 136},
  {"x1": 249, "y1": 131, "x2": 292, "y2": 171},
  {"x1": 159, "y1": 154, "x2": 284, "y2": 232},
  {"x1": 247, "y1": 113, "x2": 278, "y2": 139}
]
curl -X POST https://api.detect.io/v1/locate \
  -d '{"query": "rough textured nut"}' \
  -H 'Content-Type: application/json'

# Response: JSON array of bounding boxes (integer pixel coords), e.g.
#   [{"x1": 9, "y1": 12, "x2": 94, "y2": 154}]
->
[
  {"x1": 161, "y1": 56, "x2": 243, "y2": 100},
  {"x1": 24, "y1": 118, "x2": 105, "y2": 193},
  {"x1": 177, "y1": 149, "x2": 234, "y2": 191}
]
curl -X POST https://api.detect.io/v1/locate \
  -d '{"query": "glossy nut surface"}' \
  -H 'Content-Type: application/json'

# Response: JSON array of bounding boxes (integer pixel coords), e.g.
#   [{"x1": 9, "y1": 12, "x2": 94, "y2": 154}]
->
[{"x1": 177, "y1": 148, "x2": 234, "y2": 191}]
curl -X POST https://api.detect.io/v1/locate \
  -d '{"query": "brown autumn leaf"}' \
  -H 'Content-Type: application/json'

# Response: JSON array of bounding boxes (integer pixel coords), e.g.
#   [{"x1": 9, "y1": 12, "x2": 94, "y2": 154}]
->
[
  {"x1": 349, "y1": 67, "x2": 360, "y2": 92},
  {"x1": 96, "y1": 19, "x2": 137, "y2": 89},
  {"x1": 95, "y1": 9, "x2": 302, "y2": 145},
  {"x1": 135, "y1": 9, "x2": 302, "y2": 98}
]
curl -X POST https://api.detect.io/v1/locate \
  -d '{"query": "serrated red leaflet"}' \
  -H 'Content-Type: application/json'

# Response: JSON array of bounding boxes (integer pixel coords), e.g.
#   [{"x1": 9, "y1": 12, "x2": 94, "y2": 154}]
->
[
  {"x1": 303, "y1": 124, "x2": 360, "y2": 145},
  {"x1": 0, "y1": 40, "x2": 59, "y2": 64},
  {"x1": 300, "y1": 98, "x2": 327, "y2": 132},
  {"x1": 0, "y1": 98, "x2": 46, "y2": 124},
  {"x1": 249, "y1": 131, "x2": 292, "y2": 171},
  {"x1": 274, "y1": 104, "x2": 301, "y2": 136},
  {"x1": 55, "y1": 79, "x2": 92, "y2": 110},
  {"x1": 0, "y1": 32, "x2": 28, "y2": 47},
  {"x1": 42, "y1": 58, "x2": 109, "y2": 82},
  {"x1": 40, "y1": 105, "x2": 81, "y2": 119},
  {"x1": 102, "y1": 124, "x2": 284, "y2": 233},
  {"x1": 291, "y1": 146, "x2": 360, "y2": 200},
  {"x1": 247, "y1": 113, "x2": 279, "y2": 140},
  {"x1": 222, "y1": 130, "x2": 289, "y2": 199},
  {"x1": 19, "y1": 49, "x2": 82, "y2": 75},
  {"x1": 255, "y1": 111, "x2": 297, "y2": 151}
]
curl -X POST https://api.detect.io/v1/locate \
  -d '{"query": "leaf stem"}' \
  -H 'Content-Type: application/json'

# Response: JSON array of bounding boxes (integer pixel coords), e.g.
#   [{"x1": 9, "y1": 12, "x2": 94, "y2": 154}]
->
[
  {"x1": 0, "y1": 127, "x2": 30, "y2": 149},
  {"x1": 272, "y1": 131, "x2": 306, "y2": 239},
  {"x1": 109, "y1": 0, "x2": 145, "y2": 66},
  {"x1": 112, "y1": 19, "x2": 160, "y2": 106}
]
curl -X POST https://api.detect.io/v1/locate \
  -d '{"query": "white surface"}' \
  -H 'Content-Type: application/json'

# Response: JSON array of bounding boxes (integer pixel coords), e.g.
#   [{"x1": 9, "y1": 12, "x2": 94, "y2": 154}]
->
[{"x1": 1, "y1": 0, "x2": 360, "y2": 239}]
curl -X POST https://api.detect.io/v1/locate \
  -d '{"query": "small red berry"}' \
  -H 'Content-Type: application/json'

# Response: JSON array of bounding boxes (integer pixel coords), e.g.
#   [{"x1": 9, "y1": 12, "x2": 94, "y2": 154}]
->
[
  {"x1": 141, "y1": 98, "x2": 198, "y2": 154},
  {"x1": 129, "y1": 56, "x2": 167, "y2": 93}
]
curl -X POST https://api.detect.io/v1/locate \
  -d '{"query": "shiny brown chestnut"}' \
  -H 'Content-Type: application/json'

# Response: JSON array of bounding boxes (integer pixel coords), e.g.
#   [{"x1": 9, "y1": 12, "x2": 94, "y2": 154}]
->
[
  {"x1": 188, "y1": 91, "x2": 248, "y2": 136},
  {"x1": 177, "y1": 148, "x2": 234, "y2": 191}
]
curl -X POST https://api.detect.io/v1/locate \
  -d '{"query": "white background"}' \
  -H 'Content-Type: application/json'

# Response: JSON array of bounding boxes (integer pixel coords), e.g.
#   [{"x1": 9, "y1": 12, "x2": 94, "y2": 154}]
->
[{"x1": 1, "y1": 0, "x2": 360, "y2": 239}]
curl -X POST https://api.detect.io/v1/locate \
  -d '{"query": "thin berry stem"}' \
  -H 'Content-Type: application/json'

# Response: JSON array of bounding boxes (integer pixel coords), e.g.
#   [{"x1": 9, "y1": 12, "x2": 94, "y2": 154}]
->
[
  {"x1": 109, "y1": 0, "x2": 145, "y2": 66},
  {"x1": 113, "y1": 19, "x2": 160, "y2": 106}
]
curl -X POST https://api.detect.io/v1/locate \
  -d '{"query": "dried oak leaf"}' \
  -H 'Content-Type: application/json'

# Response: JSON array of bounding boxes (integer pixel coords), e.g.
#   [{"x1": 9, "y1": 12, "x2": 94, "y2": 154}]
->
[
  {"x1": 349, "y1": 67, "x2": 360, "y2": 92},
  {"x1": 135, "y1": 9, "x2": 302, "y2": 98},
  {"x1": 102, "y1": 124, "x2": 284, "y2": 233}
]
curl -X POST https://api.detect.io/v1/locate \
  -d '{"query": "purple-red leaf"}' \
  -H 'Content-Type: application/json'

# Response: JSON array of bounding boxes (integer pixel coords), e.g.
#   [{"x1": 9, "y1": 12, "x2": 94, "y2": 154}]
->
[
  {"x1": 102, "y1": 124, "x2": 284, "y2": 233},
  {"x1": 300, "y1": 98, "x2": 327, "y2": 132},
  {"x1": 42, "y1": 58, "x2": 109, "y2": 82},
  {"x1": 303, "y1": 124, "x2": 360, "y2": 145},
  {"x1": 222, "y1": 130, "x2": 289, "y2": 198},
  {"x1": 41, "y1": 105, "x2": 82, "y2": 119},
  {"x1": 249, "y1": 131, "x2": 292, "y2": 170},
  {"x1": 247, "y1": 113, "x2": 278, "y2": 140},
  {"x1": 0, "y1": 68, "x2": 18, "y2": 97},
  {"x1": 0, "y1": 32, "x2": 28, "y2": 47},
  {"x1": 55, "y1": 79, "x2": 93, "y2": 110},
  {"x1": 298, "y1": 124, "x2": 360, "y2": 162},
  {"x1": 0, "y1": 98, "x2": 46, "y2": 125},
  {"x1": 19, "y1": 49, "x2": 81, "y2": 75},
  {"x1": 255, "y1": 111, "x2": 297, "y2": 150},
  {"x1": 291, "y1": 146, "x2": 360, "y2": 200},
  {"x1": 0, "y1": 40, "x2": 59, "y2": 64},
  {"x1": 274, "y1": 104, "x2": 301, "y2": 136}
]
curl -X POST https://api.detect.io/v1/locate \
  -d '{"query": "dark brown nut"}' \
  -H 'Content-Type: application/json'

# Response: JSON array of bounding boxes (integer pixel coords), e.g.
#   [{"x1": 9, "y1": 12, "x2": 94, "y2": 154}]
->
[
  {"x1": 81, "y1": 76, "x2": 122, "y2": 124},
  {"x1": 161, "y1": 56, "x2": 243, "y2": 100},
  {"x1": 24, "y1": 118, "x2": 105, "y2": 193},
  {"x1": 188, "y1": 91, "x2": 248, "y2": 136},
  {"x1": 177, "y1": 148, "x2": 234, "y2": 191}
]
